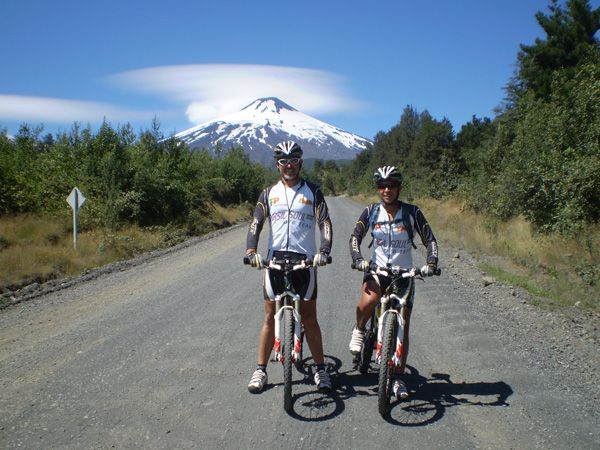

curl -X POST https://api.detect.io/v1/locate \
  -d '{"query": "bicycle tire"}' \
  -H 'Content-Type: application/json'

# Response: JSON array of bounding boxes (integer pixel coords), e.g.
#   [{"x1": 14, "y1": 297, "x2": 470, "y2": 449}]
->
[
  {"x1": 283, "y1": 308, "x2": 294, "y2": 412},
  {"x1": 378, "y1": 312, "x2": 396, "y2": 416},
  {"x1": 359, "y1": 315, "x2": 376, "y2": 375}
]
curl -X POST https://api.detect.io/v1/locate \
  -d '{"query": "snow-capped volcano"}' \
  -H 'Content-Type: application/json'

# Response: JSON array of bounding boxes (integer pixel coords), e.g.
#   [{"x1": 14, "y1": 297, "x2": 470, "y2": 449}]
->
[{"x1": 175, "y1": 97, "x2": 371, "y2": 165}]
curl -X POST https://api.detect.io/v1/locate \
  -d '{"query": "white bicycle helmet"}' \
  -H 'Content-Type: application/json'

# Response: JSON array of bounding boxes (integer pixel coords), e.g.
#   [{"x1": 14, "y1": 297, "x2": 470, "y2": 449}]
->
[
  {"x1": 274, "y1": 141, "x2": 303, "y2": 159},
  {"x1": 373, "y1": 166, "x2": 403, "y2": 186}
]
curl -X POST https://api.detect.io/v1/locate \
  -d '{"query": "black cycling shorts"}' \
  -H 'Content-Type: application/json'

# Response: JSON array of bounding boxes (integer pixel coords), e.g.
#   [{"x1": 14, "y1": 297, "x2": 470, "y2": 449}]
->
[
  {"x1": 363, "y1": 273, "x2": 414, "y2": 308},
  {"x1": 263, "y1": 251, "x2": 317, "y2": 301}
]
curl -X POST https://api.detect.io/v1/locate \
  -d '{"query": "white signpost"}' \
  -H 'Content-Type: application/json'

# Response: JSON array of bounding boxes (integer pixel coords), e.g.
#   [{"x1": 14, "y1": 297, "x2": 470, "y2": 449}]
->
[{"x1": 66, "y1": 187, "x2": 86, "y2": 249}]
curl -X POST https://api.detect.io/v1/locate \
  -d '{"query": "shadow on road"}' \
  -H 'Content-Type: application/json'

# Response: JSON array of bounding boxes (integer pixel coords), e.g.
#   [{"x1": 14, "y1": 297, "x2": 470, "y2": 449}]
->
[
  {"x1": 282, "y1": 357, "x2": 513, "y2": 424},
  {"x1": 285, "y1": 355, "x2": 345, "y2": 421},
  {"x1": 394, "y1": 366, "x2": 513, "y2": 426},
  {"x1": 384, "y1": 368, "x2": 513, "y2": 426},
  {"x1": 332, "y1": 364, "x2": 513, "y2": 426}
]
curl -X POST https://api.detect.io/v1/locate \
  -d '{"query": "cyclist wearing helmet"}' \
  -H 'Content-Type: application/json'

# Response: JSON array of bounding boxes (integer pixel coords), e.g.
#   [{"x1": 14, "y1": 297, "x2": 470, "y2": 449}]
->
[
  {"x1": 245, "y1": 141, "x2": 333, "y2": 393},
  {"x1": 348, "y1": 165, "x2": 438, "y2": 399}
]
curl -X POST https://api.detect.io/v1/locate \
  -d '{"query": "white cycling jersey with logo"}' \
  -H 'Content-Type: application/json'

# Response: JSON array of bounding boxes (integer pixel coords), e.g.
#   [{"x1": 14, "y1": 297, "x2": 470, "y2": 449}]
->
[
  {"x1": 247, "y1": 179, "x2": 332, "y2": 258},
  {"x1": 350, "y1": 200, "x2": 438, "y2": 269},
  {"x1": 370, "y1": 206, "x2": 416, "y2": 268}
]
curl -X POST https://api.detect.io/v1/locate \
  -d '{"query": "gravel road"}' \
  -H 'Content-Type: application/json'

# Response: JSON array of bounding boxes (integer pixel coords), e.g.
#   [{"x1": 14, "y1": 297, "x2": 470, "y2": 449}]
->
[{"x1": 1, "y1": 196, "x2": 598, "y2": 449}]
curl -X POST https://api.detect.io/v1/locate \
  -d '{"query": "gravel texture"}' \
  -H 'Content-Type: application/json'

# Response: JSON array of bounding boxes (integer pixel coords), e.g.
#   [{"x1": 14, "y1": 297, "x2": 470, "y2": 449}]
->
[
  {"x1": 3, "y1": 221, "x2": 597, "y2": 400},
  {"x1": 440, "y1": 247, "x2": 600, "y2": 405}
]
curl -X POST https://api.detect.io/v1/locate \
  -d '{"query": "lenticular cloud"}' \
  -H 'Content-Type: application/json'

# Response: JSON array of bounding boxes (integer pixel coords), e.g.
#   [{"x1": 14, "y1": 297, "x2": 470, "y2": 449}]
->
[{"x1": 109, "y1": 64, "x2": 363, "y2": 124}]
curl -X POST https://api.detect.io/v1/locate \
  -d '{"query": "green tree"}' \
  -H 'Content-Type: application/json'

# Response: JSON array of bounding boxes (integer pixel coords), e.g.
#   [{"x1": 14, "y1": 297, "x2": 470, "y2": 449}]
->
[
  {"x1": 371, "y1": 105, "x2": 420, "y2": 168},
  {"x1": 508, "y1": 0, "x2": 600, "y2": 102},
  {"x1": 0, "y1": 132, "x2": 17, "y2": 213},
  {"x1": 346, "y1": 147, "x2": 372, "y2": 194}
]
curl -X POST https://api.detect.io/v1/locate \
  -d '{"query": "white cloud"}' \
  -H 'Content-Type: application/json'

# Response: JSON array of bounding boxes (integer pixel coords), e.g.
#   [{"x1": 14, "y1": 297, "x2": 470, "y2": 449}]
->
[
  {"x1": 0, "y1": 94, "x2": 156, "y2": 124},
  {"x1": 0, "y1": 64, "x2": 365, "y2": 130},
  {"x1": 109, "y1": 64, "x2": 364, "y2": 124}
]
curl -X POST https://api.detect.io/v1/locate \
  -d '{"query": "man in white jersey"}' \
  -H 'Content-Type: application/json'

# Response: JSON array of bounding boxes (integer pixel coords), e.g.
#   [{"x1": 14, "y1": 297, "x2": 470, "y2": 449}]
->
[
  {"x1": 245, "y1": 141, "x2": 333, "y2": 393},
  {"x1": 349, "y1": 166, "x2": 438, "y2": 399}
]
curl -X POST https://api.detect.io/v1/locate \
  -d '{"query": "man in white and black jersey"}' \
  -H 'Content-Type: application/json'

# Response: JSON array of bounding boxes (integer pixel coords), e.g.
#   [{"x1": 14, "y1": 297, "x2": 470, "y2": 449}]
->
[
  {"x1": 349, "y1": 165, "x2": 438, "y2": 399},
  {"x1": 245, "y1": 141, "x2": 333, "y2": 394}
]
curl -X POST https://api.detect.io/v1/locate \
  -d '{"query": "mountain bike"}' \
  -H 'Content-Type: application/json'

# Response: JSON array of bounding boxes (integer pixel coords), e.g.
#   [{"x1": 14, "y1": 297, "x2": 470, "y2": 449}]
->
[
  {"x1": 352, "y1": 261, "x2": 440, "y2": 416},
  {"x1": 244, "y1": 254, "x2": 331, "y2": 412}
]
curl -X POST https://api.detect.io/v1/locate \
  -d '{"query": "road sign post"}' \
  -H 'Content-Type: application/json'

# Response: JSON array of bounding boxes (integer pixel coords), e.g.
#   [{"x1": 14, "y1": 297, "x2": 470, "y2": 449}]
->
[{"x1": 66, "y1": 187, "x2": 86, "y2": 249}]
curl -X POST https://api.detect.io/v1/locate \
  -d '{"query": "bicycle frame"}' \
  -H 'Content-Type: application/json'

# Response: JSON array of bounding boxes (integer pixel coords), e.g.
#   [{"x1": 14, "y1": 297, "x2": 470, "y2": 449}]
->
[
  {"x1": 245, "y1": 256, "x2": 316, "y2": 366},
  {"x1": 271, "y1": 261, "x2": 304, "y2": 365}
]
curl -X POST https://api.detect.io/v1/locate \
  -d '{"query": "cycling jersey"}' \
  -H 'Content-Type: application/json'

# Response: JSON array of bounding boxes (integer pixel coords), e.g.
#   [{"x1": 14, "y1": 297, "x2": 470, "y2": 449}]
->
[
  {"x1": 349, "y1": 201, "x2": 438, "y2": 268},
  {"x1": 247, "y1": 179, "x2": 332, "y2": 258}
]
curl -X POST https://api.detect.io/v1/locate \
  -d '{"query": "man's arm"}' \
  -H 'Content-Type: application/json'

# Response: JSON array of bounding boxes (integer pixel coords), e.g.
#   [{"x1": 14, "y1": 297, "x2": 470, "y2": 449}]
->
[
  {"x1": 414, "y1": 207, "x2": 439, "y2": 267},
  {"x1": 349, "y1": 206, "x2": 371, "y2": 263},
  {"x1": 314, "y1": 188, "x2": 333, "y2": 255},
  {"x1": 246, "y1": 188, "x2": 268, "y2": 254}
]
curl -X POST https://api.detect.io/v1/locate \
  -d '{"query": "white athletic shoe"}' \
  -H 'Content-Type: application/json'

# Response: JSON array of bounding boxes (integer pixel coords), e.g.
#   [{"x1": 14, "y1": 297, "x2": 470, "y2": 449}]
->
[
  {"x1": 349, "y1": 327, "x2": 365, "y2": 355},
  {"x1": 314, "y1": 368, "x2": 332, "y2": 392},
  {"x1": 247, "y1": 369, "x2": 267, "y2": 393},
  {"x1": 393, "y1": 378, "x2": 409, "y2": 400}
]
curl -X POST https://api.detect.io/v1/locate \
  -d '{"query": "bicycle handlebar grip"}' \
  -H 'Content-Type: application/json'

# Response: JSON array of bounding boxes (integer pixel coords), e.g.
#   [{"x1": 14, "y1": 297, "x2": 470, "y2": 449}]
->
[
  {"x1": 243, "y1": 255, "x2": 269, "y2": 267},
  {"x1": 310, "y1": 255, "x2": 332, "y2": 266},
  {"x1": 350, "y1": 261, "x2": 375, "y2": 272}
]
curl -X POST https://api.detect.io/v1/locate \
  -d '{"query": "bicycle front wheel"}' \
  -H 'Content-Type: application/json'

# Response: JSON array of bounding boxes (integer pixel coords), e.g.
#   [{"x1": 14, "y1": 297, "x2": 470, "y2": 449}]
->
[
  {"x1": 378, "y1": 312, "x2": 396, "y2": 416},
  {"x1": 283, "y1": 308, "x2": 294, "y2": 412}
]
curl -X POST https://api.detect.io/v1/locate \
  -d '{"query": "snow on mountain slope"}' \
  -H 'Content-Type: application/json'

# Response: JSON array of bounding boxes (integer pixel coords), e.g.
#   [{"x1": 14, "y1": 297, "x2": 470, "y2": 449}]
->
[{"x1": 174, "y1": 97, "x2": 371, "y2": 165}]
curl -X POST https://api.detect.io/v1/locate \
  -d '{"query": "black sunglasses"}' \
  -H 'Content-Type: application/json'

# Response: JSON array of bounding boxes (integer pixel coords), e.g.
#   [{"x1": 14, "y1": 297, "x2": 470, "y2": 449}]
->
[
  {"x1": 277, "y1": 158, "x2": 300, "y2": 166},
  {"x1": 377, "y1": 183, "x2": 400, "y2": 190}
]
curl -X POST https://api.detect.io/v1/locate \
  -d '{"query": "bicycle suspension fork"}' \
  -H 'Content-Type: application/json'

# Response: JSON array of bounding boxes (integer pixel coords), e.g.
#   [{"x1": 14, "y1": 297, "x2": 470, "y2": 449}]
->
[
  {"x1": 273, "y1": 293, "x2": 302, "y2": 363},
  {"x1": 375, "y1": 298, "x2": 406, "y2": 366}
]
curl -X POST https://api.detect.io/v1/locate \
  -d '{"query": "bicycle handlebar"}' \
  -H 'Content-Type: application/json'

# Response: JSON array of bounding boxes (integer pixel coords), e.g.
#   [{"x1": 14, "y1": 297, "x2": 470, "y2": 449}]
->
[
  {"x1": 243, "y1": 255, "x2": 332, "y2": 267},
  {"x1": 351, "y1": 261, "x2": 441, "y2": 277}
]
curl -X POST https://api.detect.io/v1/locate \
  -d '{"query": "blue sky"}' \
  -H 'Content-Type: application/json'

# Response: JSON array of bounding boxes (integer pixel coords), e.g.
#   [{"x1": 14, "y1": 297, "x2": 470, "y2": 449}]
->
[{"x1": 1, "y1": 0, "x2": 596, "y2": 141}]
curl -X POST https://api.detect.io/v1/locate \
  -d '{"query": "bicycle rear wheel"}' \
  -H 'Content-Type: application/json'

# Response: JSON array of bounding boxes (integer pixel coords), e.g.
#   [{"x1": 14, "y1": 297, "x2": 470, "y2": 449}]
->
[
  {"x1": 359, "y1": 314, "x2": 376, "y2": 375},
  {"x1": 377, "y1": 312, "x2": 396, "y2": 416},
  {"x1": 283, "y1": 308, "x2": 294, "y2": 412}
]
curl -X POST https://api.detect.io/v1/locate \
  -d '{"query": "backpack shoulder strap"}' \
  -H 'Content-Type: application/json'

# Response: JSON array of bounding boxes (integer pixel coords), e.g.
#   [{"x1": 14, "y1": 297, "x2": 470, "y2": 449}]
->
[
  {"x1": 367, "y1": 202, "x2": 381, "y2": 248},
  {"x1": 368, "y1": 202, "x2": 381, "y2": 232},
  {"x1": 401, "y1": 202, "x2": 417, "y2": 249}
]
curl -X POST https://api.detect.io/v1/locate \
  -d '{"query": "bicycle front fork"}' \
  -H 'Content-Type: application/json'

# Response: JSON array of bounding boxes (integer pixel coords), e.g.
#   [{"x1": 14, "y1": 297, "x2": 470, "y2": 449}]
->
[
  {"x1": 273, "y1": 300, "x2": 302, "y2": 363},
  {"x1": 375, "y1": 309, "x2": 405, "y2": 366}
]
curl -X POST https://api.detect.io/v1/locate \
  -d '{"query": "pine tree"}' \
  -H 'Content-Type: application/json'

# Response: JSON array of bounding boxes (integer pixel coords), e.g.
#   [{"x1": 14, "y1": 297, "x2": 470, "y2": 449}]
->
[{"x1": 508, "y1": 0, "x2": 600, "y2": 102}]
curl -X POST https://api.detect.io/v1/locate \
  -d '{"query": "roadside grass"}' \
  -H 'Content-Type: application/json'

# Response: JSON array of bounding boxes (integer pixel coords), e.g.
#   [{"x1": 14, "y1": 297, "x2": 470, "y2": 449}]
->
[
  {"x1": 419, "y1": 197, "x2": 599, "y2": 312},
  {"x1": 212, "y1": 202, "x2": 252, "y2": 225},
  {"x1": 0, "y1": 204, "x2": 252, "y2": 300},
  {"x1": 4, "y1": 195, "x2": 598, "y2": 313}
]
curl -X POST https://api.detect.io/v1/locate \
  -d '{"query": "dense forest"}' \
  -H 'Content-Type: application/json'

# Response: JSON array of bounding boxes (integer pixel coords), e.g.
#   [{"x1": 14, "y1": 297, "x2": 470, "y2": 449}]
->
[
  {"x1": 0, "y1": 120, "x2": 273, "y2": 233},
  {"x1": 1, "y1": 0, "x2": 599, "y2": 237}
]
